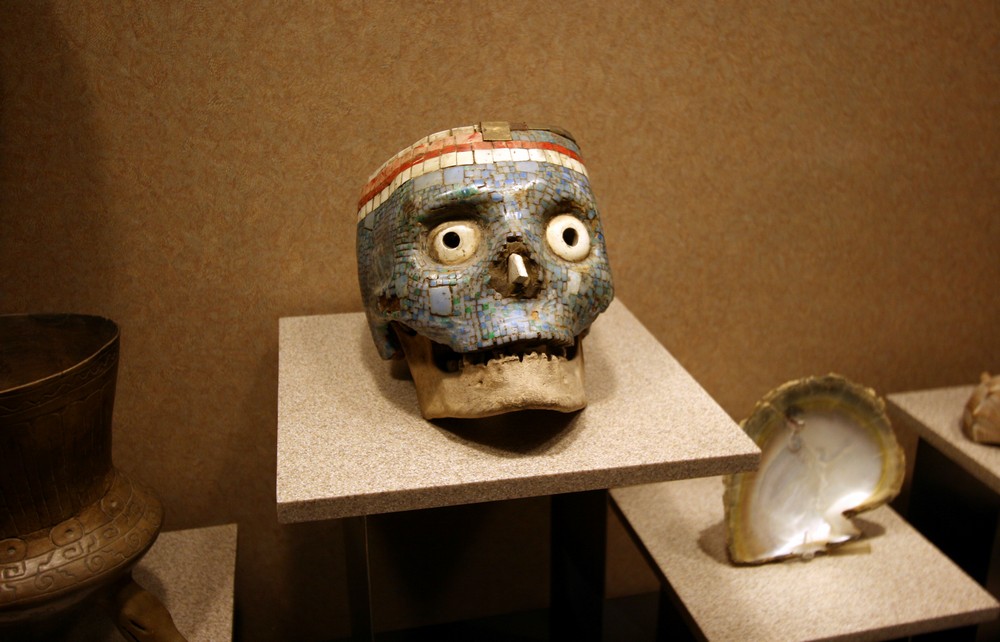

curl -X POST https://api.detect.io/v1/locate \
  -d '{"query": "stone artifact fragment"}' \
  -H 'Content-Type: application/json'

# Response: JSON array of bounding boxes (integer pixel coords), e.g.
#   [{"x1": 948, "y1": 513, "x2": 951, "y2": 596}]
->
[
  {"x1": 724, "y1": 374, "x2": 904, "y2": 565},
  {"x1": 0, "y1": 314, "x2": 184, "y2": 640},
  {"x1": 962, "y1": 372, "x2": 1000, "y2": 445},
  {"x1": 356, "y1": 122, "x2": 614, "y2": 419}
]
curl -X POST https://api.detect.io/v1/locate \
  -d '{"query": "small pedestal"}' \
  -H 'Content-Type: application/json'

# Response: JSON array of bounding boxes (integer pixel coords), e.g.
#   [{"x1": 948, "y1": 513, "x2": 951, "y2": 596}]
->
[
  {"x1": 890, "y1": 386, "x2": 1000, "y2": 641},
  {"x1": 64, "y1": 524, "x2": 238, "y2": 641},
  {"x1": 612, "y1": 477, "x2": 998, "y2": 641},
  {"x1": 889, "y1": 386, "x2": 1000, "y2": 495}
]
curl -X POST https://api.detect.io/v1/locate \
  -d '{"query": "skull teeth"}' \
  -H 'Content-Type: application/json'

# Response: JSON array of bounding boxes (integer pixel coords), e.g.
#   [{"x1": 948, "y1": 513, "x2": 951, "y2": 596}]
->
[{"x1": 435, "y1": 340, "x2": 578, "y2": 373}]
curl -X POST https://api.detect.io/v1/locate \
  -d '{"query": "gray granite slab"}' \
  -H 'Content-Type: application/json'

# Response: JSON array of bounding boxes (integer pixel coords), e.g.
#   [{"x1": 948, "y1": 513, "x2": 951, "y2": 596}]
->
[
  {"x1": 276, "y1": 300, "x2": 760, "y2": 523},
  {"x1": 64, "y1": 523, "x2": 238, "y2": 641},
  {"x1": 611, "y1": 477, "x2": 999, "y2": 642},
  {"x1": 889, "y1": 386, "x2": 1000, "y2": 494}
]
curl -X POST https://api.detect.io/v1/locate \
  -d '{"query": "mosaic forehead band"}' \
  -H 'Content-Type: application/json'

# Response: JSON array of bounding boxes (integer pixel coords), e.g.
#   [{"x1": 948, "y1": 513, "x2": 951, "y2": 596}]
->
[{"x1": 356, "y1": 122, "x2": 587, "y2": 222}]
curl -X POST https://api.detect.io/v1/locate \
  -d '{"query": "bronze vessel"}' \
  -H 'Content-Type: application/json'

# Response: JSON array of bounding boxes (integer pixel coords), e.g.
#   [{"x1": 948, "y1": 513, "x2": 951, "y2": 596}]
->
[{"x1": 0, "y1": 314, "x2": 180, "y2": 639}]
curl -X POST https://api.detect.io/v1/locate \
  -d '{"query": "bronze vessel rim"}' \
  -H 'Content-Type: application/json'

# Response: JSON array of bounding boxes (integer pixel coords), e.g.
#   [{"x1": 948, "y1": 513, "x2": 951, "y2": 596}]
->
[{"x1": 0, "y1": 313, "x2": 119, "y2": 397}]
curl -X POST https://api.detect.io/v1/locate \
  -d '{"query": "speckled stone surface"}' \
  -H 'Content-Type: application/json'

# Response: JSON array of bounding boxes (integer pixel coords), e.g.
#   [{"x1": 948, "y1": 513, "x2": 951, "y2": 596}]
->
[
  {"x1": 276, "y1": 299, "x2": 760, "y2": 523},
  {"x1": 611, "y1": 477, "x2": 999, "y2": 641},
  {"x1": 889, "y1": 386, "x2": 1000, "y2": 494},
  {"x1": 63, "y1": 524, "x2": 237, "y2": 641}
]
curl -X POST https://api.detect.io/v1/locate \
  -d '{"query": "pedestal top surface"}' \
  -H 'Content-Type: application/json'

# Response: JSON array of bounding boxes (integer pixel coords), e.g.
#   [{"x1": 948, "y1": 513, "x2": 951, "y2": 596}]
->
[
  {"x1": 65, "y1": 524, "x2": 238, "y2": 642},
  {"x1": 276, "y1": 300, "x2": 759, "y2": 523},
  {"x1": 612, "y1": 477, "x2": 999, "y2": 642},
  {"x1": 889, "y1": 385, "x2": 1000, "y2": 494}
]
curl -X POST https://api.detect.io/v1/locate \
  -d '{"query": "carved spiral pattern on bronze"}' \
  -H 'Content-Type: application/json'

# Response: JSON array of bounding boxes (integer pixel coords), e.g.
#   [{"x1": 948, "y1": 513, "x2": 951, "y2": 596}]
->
[{"x1": 0, "y1": 471, "x2": 162, "y2": 615}]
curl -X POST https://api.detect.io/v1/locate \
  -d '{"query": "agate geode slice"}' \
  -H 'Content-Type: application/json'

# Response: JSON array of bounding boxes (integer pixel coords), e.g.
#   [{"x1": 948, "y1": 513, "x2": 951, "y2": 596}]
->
[{"x1": 723, "y1": 374, "x2": 904, "y2": 565}]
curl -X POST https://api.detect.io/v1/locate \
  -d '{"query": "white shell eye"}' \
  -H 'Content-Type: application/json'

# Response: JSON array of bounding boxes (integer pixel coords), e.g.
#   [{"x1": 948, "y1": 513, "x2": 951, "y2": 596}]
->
[
  {"x1": 428, "y1": 221, "x2": 481, "y2": 264},
  {"x1": 545, "y1": 214, "x2": 591, "y2": 261}
]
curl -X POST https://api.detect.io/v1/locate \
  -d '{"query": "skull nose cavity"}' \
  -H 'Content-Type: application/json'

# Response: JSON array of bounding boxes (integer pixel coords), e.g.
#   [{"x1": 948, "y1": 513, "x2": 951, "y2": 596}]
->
[
  {"x1": 508, "y1": 253, "x2": 529, "y2": 285},
  {"x1": 488, "y1": 241, "x2": 541, "y2": 298}
]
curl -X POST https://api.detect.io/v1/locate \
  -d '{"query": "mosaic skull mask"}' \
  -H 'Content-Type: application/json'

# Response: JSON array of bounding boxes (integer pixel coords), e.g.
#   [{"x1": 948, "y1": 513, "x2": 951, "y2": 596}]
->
[{"x1": 356, "y1": 122, "x2": 614, "y2": 419}]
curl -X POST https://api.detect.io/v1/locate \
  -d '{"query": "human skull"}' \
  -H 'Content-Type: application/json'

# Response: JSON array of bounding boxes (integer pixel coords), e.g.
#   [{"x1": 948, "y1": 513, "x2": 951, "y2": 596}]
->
[{"x1": 355, "y1": 122, "x2": 614, "y2": 419}]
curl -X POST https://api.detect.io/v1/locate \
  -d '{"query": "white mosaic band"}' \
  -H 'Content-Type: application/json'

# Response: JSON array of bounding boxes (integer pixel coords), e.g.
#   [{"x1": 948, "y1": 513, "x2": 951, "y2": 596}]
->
[{"x1": 356, "y1": 125, "x2": 587, "y2": 223}]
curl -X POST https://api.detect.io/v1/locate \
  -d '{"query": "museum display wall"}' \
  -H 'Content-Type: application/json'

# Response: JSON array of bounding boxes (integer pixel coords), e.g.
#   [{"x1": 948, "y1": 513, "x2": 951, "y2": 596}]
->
[{"x1": 2, "y1": 2, "x2": 997, "y2": 639}]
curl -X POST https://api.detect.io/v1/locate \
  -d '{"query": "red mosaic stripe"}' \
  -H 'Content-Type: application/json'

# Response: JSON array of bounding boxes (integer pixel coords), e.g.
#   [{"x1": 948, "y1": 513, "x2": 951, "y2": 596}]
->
[{"x1": 358, "y1": 139, "x2": 584, "y2": 210}]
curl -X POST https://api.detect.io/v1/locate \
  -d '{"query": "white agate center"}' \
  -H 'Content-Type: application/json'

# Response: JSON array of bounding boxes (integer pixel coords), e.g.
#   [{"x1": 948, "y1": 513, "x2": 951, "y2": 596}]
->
[{"x1": 746, "y1": 411, "x2": 884, "y2": 560}]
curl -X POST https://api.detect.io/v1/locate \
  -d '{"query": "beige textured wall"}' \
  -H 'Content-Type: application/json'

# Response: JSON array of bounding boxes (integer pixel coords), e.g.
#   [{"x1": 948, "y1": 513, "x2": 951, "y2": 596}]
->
[{"x1": 2, "y1": 1, "x2": 997, "y2": 639}]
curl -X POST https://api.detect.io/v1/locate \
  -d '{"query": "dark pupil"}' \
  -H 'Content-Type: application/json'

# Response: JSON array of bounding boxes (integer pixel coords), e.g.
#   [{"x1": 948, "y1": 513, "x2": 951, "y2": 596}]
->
[
  {"x1": 562, "y1": 227, "x2": 578, "y2": 247},
  {"x1": 443, "y1": 231, "x2": 461, "y2": 249}
]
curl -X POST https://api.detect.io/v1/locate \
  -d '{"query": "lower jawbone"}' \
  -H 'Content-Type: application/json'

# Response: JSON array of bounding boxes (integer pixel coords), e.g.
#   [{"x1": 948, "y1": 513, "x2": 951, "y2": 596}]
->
[{"x1": 392, "y1": 324, "x2": 587, "y2": 420}]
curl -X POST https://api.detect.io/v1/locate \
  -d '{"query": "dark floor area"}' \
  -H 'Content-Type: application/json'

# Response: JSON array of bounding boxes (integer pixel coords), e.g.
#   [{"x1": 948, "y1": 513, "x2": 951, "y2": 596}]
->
[{"x1": 335, "y1": 591, "x2": 661, "y2": 642}]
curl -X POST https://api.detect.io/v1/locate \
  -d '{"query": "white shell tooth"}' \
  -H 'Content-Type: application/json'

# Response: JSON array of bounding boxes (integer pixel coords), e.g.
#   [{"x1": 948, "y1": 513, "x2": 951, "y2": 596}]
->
[{"x1": 508, "y1": 253, "x2": 529, "y2": 285}]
